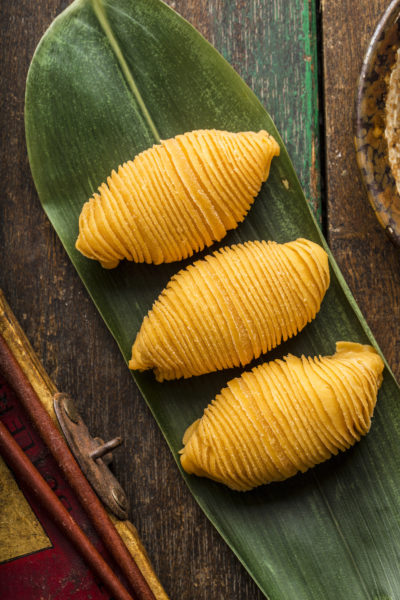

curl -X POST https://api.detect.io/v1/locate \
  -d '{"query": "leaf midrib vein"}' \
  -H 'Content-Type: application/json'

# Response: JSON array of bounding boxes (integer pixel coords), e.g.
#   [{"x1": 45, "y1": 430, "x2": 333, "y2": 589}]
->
[{"x1": 91, "y1": 0, "x2": 161, "y2": 143}]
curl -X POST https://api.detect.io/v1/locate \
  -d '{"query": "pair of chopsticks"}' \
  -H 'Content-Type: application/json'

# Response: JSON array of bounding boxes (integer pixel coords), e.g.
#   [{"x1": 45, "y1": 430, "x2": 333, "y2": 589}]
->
[{"x1": 0, "y1": 333, "x2": 156, "y2": 600}]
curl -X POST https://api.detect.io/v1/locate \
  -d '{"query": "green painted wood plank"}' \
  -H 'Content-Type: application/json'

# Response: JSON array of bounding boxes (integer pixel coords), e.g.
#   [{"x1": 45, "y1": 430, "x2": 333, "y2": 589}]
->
[{"x1": 172, "y1": 0, "x2": 321, "y2": 221}]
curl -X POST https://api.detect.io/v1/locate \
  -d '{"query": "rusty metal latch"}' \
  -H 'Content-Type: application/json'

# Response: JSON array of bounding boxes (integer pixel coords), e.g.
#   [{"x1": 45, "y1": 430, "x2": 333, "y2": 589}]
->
[{"x1": 54, "y1": 392, "x2": 129, "y2": 520}]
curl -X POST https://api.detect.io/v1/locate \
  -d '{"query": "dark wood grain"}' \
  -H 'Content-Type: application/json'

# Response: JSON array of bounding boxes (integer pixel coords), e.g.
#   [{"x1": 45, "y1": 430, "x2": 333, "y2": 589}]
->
[
  {"x1": 3, "y1": 1, "x2": 397, "y2": 599},
  {"x1": 0, "y1": 0, "x2": 292, "y2": 600},
  {"x1": 322, "y1": 0, "x2": 400, "y2": 381}
]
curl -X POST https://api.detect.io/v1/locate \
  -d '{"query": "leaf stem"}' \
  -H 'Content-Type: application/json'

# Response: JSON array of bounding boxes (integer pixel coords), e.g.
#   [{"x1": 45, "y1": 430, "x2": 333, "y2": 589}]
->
[{"x1": 91, "y1": 0, "x2": 161, "y2": 143}]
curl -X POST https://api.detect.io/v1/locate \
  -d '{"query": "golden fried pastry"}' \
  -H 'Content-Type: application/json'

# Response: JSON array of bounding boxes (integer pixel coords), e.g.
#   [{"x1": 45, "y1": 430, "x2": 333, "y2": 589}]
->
[
  {"x1": 130, "y1": 238, "x2": 329, "y2": 381},
  {"x1": 76, "y1": 129, "x2": 280, "y2": 267},
  {"x1": 180, "y1": 342, "x2": 384, "y2": 491}
]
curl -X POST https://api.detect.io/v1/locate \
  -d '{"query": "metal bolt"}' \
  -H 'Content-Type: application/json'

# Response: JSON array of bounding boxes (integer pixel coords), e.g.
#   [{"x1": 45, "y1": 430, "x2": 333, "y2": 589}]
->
[
  {"x1": 89, "y1": 436, "x2": 123, "y2": 461},
  {"x1": 111, "y1": 486, "x2": 128, "y2": 511}
]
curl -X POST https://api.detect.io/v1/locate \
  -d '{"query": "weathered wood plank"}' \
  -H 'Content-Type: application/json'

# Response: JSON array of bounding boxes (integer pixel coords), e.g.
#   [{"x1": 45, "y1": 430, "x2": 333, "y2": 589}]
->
[
  {"x1": 0, "y1": 1, "x2": 319, "y2": 598},
  {"x1": 170, "y1": 0, "x2": 321, "y2": 218},
  {"x1": 322, "y1": 0, "x2": 400, "y2": 381}
]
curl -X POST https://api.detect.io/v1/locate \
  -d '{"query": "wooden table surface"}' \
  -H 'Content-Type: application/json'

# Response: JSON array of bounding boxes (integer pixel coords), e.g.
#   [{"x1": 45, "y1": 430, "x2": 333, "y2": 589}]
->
[{"x1": 2, "y1": 1, "x2": 400, "y2": 598}]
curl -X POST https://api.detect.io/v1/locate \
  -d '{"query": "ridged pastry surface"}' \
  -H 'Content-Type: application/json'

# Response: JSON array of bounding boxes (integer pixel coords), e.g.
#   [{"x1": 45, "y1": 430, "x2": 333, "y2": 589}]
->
[
  {"x1": 75, "y1": 129, "x2": 280, "y2": 268},
  {"x1": 129, "y1": 238, "x2": 330, "y2": 381},
  {"x1": 180, "y1": 342, "x2": 384, "y2": 491}
]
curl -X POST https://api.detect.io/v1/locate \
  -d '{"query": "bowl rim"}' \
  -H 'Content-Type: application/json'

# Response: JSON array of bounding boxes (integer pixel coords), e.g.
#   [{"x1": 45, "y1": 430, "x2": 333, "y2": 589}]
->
[{"x1": 354, "y1": 0, "x2": 400, "y2": 247}]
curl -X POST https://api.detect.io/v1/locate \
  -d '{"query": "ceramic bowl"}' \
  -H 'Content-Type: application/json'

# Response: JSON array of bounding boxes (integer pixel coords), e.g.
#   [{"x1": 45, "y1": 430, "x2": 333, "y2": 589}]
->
[{"x1": 355, "y1": 0, "x2": 400, "y2": 246}]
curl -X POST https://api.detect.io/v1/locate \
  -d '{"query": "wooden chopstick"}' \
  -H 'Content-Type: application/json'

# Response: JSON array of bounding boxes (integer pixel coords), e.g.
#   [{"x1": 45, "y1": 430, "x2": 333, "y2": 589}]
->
[
  {"x1": 0, "y1": 333, "x2": 157, "y2": 600},
  {"x1": 0, "y1": 418, "x2": 134, "y2": 600}
]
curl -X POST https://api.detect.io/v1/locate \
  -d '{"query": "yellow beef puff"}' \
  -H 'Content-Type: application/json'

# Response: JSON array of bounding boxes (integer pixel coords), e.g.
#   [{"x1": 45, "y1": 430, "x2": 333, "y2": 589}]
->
[
  {"x1": 75, "y1": 129, "x2": 280, "y2": 268},
  {"x1": 180, "y1": 342, "x2": 384, "y2": 491},
  {"x1": 129, "y1": 238, "x2": 330, "y2": 381}
]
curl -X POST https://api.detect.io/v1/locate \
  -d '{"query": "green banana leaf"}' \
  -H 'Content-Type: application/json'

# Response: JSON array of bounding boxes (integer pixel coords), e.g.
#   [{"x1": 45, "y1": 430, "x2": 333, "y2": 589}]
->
[{"x1": 25, "y1": 0, "x2": 400, "y2": 598}]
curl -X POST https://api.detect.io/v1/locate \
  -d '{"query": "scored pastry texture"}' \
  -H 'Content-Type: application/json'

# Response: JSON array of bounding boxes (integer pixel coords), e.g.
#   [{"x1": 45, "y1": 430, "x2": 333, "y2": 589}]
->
[
  {"x1": 76, "y1": 129, "x2": 280, "y2": 267},
  {"x1": 130, "y1": 238, "x2": 330, "y2": 381},
  {"x1": 180, "y1": 342, "x2": 384, "y2": 491}
]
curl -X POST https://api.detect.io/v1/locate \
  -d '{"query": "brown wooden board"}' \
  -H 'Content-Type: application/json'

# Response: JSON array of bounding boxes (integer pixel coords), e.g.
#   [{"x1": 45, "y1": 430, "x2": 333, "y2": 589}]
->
[{"x1": 5, "y1": 1, "x2": 397, "y2": 598}]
